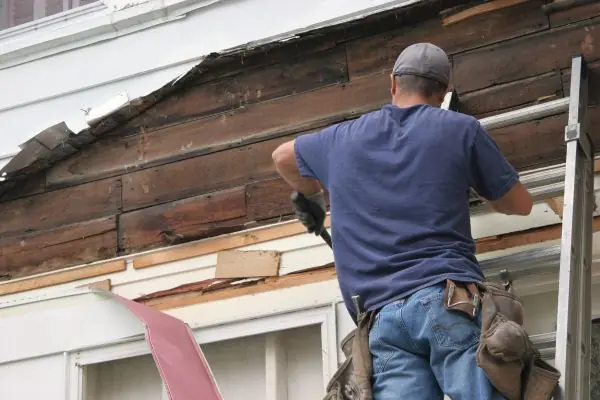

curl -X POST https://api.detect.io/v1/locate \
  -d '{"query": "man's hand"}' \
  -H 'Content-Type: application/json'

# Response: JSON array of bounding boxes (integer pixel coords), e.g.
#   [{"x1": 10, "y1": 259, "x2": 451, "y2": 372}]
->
[{"x1": 292, "y1": 191, "x2": 327, "y2": 235}]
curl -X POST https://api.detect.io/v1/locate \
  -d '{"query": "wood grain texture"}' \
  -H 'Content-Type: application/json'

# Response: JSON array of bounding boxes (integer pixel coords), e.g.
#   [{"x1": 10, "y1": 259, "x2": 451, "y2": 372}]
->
[
  {"x1": 0, "y1": 172, "x2": 46, "y2": 202},
  {"x1": 549, "y1": 0, "x2": 600, "y2": 27},
  {"x1": 0, "y1": 260, "x2": 125, "y2": 296},
  {"x1": 0, "y1": 217, "x2": 118, "y2": 280},
  {"x1": 47, "y1": 72, "x2": 390, "y2": 189},
  {"x1": 0, "y1": 177, "x2": 121, "y2": 236},
  {"x1": 120, "y1": 187, "x2": 247, "y2": 252},
  {"x1": 453, "y1": 17, "x2": 600, "y2": 93},
  {"x1": 215, "y1": 250, "x2": 281, "y2": 278},
  {"x1": 125, "y1": 47, "x2": 348, "y2": 134},
  {"x1": 459, "y1": 71, "x2": 563, "y2": 117},
  {"x1": 346, "y1": 0, "x2": 548, "y2": 78},
  {"x1": 443, "y1": 0, "x2": 530, "y2": 26},
  {"x1": 120, "y1": 135, "x2": 293, "y2": 211}
]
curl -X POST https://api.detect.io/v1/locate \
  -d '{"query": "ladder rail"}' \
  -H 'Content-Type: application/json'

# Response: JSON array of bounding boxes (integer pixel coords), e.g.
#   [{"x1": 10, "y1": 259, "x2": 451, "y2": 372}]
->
[{"x1": 554, "y1": 55, "x2": 594, "y2": 400}]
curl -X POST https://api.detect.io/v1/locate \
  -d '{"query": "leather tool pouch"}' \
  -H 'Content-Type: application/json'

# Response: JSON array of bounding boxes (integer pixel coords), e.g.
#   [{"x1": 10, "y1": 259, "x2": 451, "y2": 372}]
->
[
  {"x1": 475, "y1": 281, "x2": 560, "y2": 400},
  {"x1": 323, "y1": 311, "x2": 377, "y2": 400},
  {"x1": 443, "y1": 279, "x2": 480, "y2": 320}
]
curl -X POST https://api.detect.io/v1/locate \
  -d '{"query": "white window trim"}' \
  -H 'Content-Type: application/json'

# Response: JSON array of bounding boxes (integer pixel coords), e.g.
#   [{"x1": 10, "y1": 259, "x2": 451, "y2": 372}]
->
[
  {"x1": 67, "y1": 304, "x2": 339, "y2": 397},
  {"x1": 0, "y1": 0, "x2": 224, "y2": 70}
]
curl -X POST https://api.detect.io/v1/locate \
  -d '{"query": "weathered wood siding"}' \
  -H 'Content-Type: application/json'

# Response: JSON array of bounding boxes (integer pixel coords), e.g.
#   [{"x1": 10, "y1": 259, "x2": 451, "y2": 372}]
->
[{"x1": 1, "y1": 0, "x2": 600, "y2": 279}]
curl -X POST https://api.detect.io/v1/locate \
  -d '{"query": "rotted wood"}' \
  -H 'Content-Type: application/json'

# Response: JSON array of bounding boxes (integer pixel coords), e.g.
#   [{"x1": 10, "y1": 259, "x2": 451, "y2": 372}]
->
[
  {"x1": 123, "y1": 47, "x2": 348, "y2": 135},
  {"x1": 459, "y1": 71, "x2": 563, "y2": 117},
  {"x1": 548, "y1": 0, "x2": 600, "y2": 26},
  {"x1": 47, "y1": 72, "x2": 389, "y2": 189},
  {"x1": 120, "y1": 187, "x2": 247, "y2": 252},
  {"x1": 120, "y1": 134, "x2": 298, "y2": 212},
  {"x1": 453, "y1": 17, "x2": 600, "y2": 93},
  {"x1": 442, "y1": 0, "x2": 531, "y2": 26},
  {"x1": 0, "y1": 217, "x2": 118, "y2": 280},
  {"x1": 346, "y1": 0, "x2": 548, "y2": 78},
  {"x1": 0, "y1": 177, "x2": 121, "y2": 236}
]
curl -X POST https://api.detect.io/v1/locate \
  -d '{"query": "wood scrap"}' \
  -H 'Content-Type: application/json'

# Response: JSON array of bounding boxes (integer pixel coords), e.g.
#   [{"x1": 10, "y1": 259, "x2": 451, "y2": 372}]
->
[
  {"x1": 215, "y1": 250, "x2": 281, "y2": 278},
  {"x1": 442, "y1": 0, "x2": 531, "y2": 26}
]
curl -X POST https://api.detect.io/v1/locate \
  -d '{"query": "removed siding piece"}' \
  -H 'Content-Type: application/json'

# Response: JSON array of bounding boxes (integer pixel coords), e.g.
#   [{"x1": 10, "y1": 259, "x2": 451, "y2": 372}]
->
[
  {"x1": 215, "y1": 250, "x2": 282, "y2": 278},
  {"x1": 120, "y1": 187, "x2": 247, "y2": 252},
  {"x1": 0, "y1": 217, "x2": 118, "y2": 280},
  {"x1": 453, "y1": 17, "x2": 600, "y2": 93},
  {"x1": 346, "y1": 0, "x2": 548, "y2": 78},
  {"x1": 0, "y1": 177, "x2": 121, "y2": 236}
]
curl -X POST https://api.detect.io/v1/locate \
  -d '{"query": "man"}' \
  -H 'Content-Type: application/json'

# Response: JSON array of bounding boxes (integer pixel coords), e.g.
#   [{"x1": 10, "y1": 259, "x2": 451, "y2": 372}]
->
[{"x1": 271, "y1": 43, "x2": 533, "y2": 399}]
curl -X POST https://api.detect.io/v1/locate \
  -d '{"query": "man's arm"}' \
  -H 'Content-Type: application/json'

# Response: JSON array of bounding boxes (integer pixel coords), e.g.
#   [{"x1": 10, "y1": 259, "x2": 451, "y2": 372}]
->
[
  {"x1": 271, "y1": 140, "x2": 323, "y2": 196},
  {"x1": 469, "y1": 121, "x2": 533, "y2": 216}
]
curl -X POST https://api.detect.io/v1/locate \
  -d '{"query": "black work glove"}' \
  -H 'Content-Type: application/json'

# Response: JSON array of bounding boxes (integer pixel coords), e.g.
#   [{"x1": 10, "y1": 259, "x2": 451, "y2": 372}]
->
[{"x1": 291, "y1": 191, "x2": 327, "y2": 235}]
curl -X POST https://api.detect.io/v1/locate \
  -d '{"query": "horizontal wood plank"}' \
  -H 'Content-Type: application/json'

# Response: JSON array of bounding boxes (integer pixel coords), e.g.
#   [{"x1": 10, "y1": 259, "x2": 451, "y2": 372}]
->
[
  {"x1": 346, "y1": 0, "x2": 548, "y2": 78},
  {"x1": 453, "y1": 17, "x2": 600, "y2": 93},
  {"x1": 0, "y1": 177, "x2": 121, "y2": 236},
  {"x1": 47, "y1": 72, "x2": 390, "y2": 189},
  {"x1": 459, "y1": 71, "x2": 563, "y2": 117},
  {"x1": 0, "y1": 217, "x2": 118, "y2": 280},
  {"x1": 0, "y1": 260, "x2": 126, "y2": 296},
  {"x1": 124, "y1": 47, "x2": 348, "y2": 134},
  {"x1": 215, "y1": 250, "x2": 281, "y2": 278},
  {"x1": 549, "y1": 0, "x2": 600, "y2": 27},
  {"x1": 442, "y1": 0, "x2": 530, "y2": 26},
  {"x1": 121, "y1": 135, "x2": 294, "y2": 211},
  {"x1": 120, "y1": 187, "x2": 247, "y2": 252},
  {"x1": 0, "y1": 172, "x2": 46, "y2": 202}
]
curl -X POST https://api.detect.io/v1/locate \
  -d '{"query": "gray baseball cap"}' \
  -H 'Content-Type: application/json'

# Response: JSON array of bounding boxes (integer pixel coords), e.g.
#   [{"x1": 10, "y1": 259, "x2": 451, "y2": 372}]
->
[{"x1": 392, "y1": 43, "x2": 450, "y2": 87}]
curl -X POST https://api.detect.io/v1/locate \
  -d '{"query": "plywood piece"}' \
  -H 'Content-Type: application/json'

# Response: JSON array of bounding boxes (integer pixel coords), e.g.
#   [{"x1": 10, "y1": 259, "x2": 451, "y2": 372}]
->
[
  {"x1": 545, "y1": 196, "x2": 565, "y2": 218},
  {"x1": 132, "y1": 216, "x2": 332, "y2": 269},
  {"x1": 120, "y1": 186, "x2": 247, "y2": 252},
  {"x1": 0, "y1": 177, "x2": 121, "y2": 235},
  {"x1": 0, "y1": 260, "x2": 126, "y2": 296},
  {"x1": 453, "y1": 18, "x2": 600, "y2": 93},
  {"x1": 443, "y1": 0, "x2": 531, "y2": 26},
  {"x1": 346, "y1": 0, "x2": 548, "y2": 78},
  {"x1": 0, "y1": 216, "x2": 118, "y2": 280},
  {"x1": 215, "y1": 250, "x2": 281, "y2": 278},
  {"x1": 77, "y1": 279, "x2": 112, "y2": 291}
]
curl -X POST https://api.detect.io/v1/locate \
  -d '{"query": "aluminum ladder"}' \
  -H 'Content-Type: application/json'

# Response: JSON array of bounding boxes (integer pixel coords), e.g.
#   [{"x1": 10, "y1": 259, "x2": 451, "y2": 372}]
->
[{"x1": 442, "y1": 55, "x2": 595, "y2": 399}]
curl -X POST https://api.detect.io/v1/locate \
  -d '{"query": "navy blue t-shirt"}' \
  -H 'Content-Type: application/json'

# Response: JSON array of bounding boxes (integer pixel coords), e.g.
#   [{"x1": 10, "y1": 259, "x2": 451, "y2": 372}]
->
[{"x1": 294, "y1": 104, "x2": 519, "y2": 323}]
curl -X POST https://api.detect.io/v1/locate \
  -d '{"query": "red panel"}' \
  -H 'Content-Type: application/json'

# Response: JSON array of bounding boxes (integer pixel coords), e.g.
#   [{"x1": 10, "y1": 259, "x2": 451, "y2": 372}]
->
[{"x1": 110, "y1": 292, "x2": 224, "y2": 400}]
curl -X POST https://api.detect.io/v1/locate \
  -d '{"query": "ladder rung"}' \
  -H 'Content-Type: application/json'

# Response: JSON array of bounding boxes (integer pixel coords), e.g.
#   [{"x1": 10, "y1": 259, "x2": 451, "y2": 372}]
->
[
  {"x1": 480, "y1": 245, "x2": 562, "y2": 282},
  {"x1": 480, "y1": 97, "x2": 570, "y2": 130}
]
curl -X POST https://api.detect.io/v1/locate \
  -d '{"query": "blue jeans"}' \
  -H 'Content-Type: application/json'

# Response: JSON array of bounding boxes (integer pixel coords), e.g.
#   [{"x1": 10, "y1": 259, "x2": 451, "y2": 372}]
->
[{"x1": 368, "y1": 282, "x2": 505, "y2": 400}]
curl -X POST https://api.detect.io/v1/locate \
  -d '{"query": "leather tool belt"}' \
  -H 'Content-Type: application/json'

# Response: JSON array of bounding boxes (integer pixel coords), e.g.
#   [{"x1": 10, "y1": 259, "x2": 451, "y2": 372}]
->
[{"x1": 323, "y1": 280, "x2": 561, "y2": 400}]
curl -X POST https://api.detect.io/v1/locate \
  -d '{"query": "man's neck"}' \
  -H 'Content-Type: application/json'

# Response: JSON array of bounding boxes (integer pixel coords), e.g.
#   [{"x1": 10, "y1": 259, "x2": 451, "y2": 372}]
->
[{"x1": 392, "y1": 94, "x2": 438, "y2": 108}]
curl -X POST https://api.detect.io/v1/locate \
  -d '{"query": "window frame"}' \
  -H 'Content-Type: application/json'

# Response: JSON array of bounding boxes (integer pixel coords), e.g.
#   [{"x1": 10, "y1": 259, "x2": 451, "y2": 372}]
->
[{"x1": 67, "y1": 304, "x2": 339, "y2": 399}]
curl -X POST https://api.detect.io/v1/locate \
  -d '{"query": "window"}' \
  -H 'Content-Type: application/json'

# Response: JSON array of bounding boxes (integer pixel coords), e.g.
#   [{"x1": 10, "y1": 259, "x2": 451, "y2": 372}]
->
[{"x1": 0, "y1": 0, "x2": 97, "y2": 31}]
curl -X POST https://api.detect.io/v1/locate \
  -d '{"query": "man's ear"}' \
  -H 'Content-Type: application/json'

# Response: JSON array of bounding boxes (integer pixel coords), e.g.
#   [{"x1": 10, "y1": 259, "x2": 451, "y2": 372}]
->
[{"x1": 390, "y1": 74, "x2": 396, "y2": 96}]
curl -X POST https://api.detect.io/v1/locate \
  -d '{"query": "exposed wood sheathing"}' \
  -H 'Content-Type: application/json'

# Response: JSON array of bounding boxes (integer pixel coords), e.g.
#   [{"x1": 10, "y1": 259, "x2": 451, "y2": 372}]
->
[{"x1": 1, "y1": 0, "x2": 600, "y2": 281}]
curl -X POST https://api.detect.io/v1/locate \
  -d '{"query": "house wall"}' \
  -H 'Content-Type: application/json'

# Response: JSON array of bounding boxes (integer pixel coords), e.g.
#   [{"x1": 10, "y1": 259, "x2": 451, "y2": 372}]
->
[
  {"x1": 3, "y1": 0, "x2": 600, "y2": 282},
  {"x1": 0, "y1": 0, "x2": 419, "y2": 165}
]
